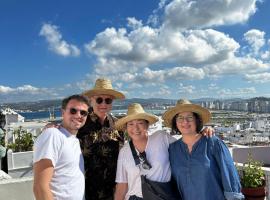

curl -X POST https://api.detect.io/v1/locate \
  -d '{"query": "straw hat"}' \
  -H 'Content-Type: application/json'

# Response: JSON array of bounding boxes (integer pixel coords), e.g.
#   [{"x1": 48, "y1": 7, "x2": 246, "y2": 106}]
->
[
  {"x1": 162, "y1": 99, "x2": 211, "y2": 128},
  {"x1": 83, "y1": 78, "x2": 125, "y2": 99},
  {"x1": 115, "y1": 103, "x2": 159, "y2": 131}
]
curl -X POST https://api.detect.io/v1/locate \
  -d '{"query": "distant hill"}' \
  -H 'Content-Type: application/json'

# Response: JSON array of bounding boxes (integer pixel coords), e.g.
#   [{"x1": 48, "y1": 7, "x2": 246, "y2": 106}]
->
[
  {"x1": 0, "y1": 99, "x2": 62, "y2": 112},
  {"x1": 0, "y1": 98, "x2": 177, "y2": 112},
  {"x1": 1, "y1": 97, "x2": 270, "y2": 113}
]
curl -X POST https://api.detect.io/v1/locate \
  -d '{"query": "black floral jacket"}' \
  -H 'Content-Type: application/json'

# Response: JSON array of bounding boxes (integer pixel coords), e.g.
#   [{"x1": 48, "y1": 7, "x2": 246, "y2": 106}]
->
[{"x1": 77, "y1": 112, "x2": 124, "y2": 200}]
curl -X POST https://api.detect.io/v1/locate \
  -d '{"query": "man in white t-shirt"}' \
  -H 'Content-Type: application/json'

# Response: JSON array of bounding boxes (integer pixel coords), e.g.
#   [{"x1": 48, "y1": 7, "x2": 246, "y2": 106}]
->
[{"x1": 33, "y1": 94, "x2": 90, "y2": 200}]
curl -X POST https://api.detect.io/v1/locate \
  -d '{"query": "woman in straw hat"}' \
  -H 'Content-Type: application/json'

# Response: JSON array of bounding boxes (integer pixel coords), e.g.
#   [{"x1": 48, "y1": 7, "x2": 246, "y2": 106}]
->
[
  {"x1": 114, "y1": 103, "x2": 178, "y2": 200},
  {"x1": 163, "y1": 99, "x2": 244, "y2": 200}
]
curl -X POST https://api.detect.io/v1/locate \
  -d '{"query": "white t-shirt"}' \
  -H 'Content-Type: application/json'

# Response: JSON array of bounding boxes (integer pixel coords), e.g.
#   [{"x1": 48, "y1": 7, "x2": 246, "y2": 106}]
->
[
  {"x1": 115, "y1": 130, "x2": 176, "y2": 199},
  {"x1": 33, "y1": 127, "x2": 85, "y2": 200}
]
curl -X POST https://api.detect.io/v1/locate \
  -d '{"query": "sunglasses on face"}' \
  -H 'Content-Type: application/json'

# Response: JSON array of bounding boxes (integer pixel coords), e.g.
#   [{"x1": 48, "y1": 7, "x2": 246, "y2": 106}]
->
[
  {"x1": 176, "y1": 115, "x2": 194, "y2": 123},
  {"x1": 68, "y1": 108, "x2": 89, "y2": 117},
  {"x1": 95, "y1": 97, "x2": 113, "y2": 105},
  {"x1": 138, "y1": 151, "x2": 152, "y2": 170}
]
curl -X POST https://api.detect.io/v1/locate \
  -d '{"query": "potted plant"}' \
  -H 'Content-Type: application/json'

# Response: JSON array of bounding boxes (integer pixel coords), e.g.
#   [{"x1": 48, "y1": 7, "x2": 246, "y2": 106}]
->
[
  {"x1": 239, "y1": 153, "x2": 266, "y2": 200},
  {"x1": 6, "y1": 126, "x2": 35, "y2": 178},
  {"x1": 7, "y1": 126, "x2": 34, "y2": 152}
]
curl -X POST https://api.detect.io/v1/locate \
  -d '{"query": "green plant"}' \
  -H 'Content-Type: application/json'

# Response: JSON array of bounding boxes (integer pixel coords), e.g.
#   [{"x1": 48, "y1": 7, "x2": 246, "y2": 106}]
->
[
  {"x1": 0, "y1": 128, "x2": 5, "y2": 146},
  {"x1": 239, "y1": 153, "x2": 265, "y2": 188},
  {"x1": 7, "y1": 126, "x2": 35, "y2": 152}
]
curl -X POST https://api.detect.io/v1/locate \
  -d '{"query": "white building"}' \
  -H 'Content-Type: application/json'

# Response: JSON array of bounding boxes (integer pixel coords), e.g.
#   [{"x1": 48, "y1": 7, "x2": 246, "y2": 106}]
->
[{"x1": 0, "y1": 108, "x2": 24, "y2": 127}]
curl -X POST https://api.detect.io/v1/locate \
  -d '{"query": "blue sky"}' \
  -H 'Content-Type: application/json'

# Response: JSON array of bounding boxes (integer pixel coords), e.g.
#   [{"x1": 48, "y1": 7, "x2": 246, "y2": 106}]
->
[{"x1": 1, "y1": 0, "x2": 270, "y2": 103}]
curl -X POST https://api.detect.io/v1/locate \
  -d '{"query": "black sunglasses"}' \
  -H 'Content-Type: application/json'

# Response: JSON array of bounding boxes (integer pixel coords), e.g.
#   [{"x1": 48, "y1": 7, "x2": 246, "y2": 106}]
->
[
  {"x1": 68, "y1": 108, "x2": 89, "y2": 117},
  {"x1": 138, "y1": 151, "x2": 152, "y2": 170},
  {"x1": 95, "y1": 97, "x2": 113, "y2": 105}
]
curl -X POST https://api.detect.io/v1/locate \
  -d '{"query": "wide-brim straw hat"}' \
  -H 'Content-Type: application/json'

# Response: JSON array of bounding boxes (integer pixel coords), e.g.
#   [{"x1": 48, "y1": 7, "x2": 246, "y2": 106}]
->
[
  {"x1": 83, "y1": 78, "x2": 125, "y2": 99},
  {"x1": 162, "y1": 99, "x2": 211, "y2": 128},
  {"x1": 115, "y1": 103, "x2": 159, "y2": 131}
]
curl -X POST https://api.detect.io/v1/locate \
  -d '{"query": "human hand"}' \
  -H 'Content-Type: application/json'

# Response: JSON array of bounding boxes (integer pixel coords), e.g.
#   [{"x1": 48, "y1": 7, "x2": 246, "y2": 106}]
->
[
  {"x1": 43, "y1": 122, "x2": 61, "y2": 131},
  {"x1": 201, "y1": 126, "x2": 214, "y2": 137}
]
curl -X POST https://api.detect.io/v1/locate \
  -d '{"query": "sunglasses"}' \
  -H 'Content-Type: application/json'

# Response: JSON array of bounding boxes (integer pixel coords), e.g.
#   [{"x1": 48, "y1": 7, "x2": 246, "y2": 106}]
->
[
  {"x1": 95, "y1": 97, "x2": 113, "y2": 105},
  {"x1": 176, "y1": 115, "x2": 194, "y2": 123},
  {"x1": 138, "y1": 151, "x2": 152, "y2": 170},
  {"x1": 68, "y1": 108, "x2": 89, "y2": 117}
]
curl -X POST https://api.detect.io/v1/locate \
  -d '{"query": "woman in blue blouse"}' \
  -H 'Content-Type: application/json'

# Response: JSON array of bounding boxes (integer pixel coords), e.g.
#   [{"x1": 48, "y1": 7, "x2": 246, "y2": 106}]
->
[{"x1": 162, "y1": 99, "x2": 244, "y2": 200}]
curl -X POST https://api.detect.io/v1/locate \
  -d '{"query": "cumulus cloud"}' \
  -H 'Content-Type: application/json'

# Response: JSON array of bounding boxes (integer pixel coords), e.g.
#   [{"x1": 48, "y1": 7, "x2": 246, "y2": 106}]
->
[
  {"x1": 85, "y1": 28, "x2": 133, "y2": 57},
  {"x1": 208, "y1": 83, "x2": 219, "y2": 90},
  {"x1": 85, "y1": 22, "x2": 239, "y2": 75},
  {"x1": 203, "y1": 56, "x2": 269, "y2": 76},
  {"x1": 0, "y1": 85, "x2": 42, "y2": 94},
  {"x1": 40, "y1": 23, "x2": 80, "y2": 57},
  {"x1": 178, "y1": 83, "x2": 195, "y2": 94},
  {"x1": 261, "y1": 51, "x2": 270, "y2": 60},
  {"x1": 147, "y1": 0, "x2": 168, "y2": 26},
  {"x1": 217, "y1": 87, "x2": 256, "y2": 97},
  {"x1": 163, "y1": 0, "x2": 258, "y2": 30},
  {"x1": 245, "y1": 73, "x2": 270, "y2": 83},
  {"x1": 127, "y1": 17, "x2": 143, "y2": 29},
  {"x1": 0, "y1": 85, "x2": 61, "y2": 103},
  {"x1": 34, "y1": 0, "x2": 267, "y2": 100},
  {"x1": 84, "y1": 1, "x2": 263, "y2": 80},
  {"x1": 141, "y1": 86, "x2": 171, "y2": 97},
  {"x1": 114, "y1": 66, "x2": 205, "y2": 84},
  {"x1": 243, "y1": 29, "x2": 265, "y2": 55},
  {"x1": 0, "y1": 86, "x2": 14, "y2": 93}
]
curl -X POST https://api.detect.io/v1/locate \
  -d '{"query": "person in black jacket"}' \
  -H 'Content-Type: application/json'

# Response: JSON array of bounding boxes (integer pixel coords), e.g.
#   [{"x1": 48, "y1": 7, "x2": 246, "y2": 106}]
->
[{"x1": 78, "y1": 78, "x2": 125, "y2": 200}]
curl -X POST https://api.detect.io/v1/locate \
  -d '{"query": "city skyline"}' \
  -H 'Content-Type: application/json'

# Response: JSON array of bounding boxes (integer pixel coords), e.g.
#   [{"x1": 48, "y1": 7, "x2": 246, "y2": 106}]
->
[{"x1": 1, "y1": 0, "x2": 270, "y2": 103}]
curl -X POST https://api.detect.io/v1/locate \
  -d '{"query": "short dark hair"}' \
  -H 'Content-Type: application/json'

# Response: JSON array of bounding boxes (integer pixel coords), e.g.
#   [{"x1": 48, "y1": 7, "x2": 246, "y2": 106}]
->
[
  {"x1": 62, "y1": 94, "x2": 90, "y2": 109},
  {"x1": 171, "y1": 112, "x2": 203, "y2": 134}
]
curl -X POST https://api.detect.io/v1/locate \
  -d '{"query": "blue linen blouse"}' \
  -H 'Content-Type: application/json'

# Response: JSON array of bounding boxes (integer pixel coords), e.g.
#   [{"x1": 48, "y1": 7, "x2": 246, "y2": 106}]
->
[{"x1": 169, "y1": 136, "x2": 244, "y2": 200}]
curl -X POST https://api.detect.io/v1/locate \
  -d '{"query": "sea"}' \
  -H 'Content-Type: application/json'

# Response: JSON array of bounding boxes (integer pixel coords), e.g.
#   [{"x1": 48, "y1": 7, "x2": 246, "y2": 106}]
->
[
  {"x1": 19, "y1": 109, "x2": 62, "y2": 120},
  {"x1": 19, "y1": 109, "x2": 165, "y2": 120}
]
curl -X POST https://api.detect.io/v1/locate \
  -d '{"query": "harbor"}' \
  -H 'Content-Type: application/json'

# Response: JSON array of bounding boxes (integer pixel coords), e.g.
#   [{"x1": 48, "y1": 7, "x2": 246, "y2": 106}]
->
[{"x1": 1, "y1": 106, "x2": 270, "y2": 199}]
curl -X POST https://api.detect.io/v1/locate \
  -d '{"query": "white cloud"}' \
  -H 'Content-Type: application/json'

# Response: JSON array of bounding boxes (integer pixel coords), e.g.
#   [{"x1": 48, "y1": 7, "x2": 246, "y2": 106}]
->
[
  {"x1": 243, "y1": 29, "x2": 265, "y2": 55},
  {"x1": 17, "y1": 85, "x2": 40, "y2": 93},
  {"x1": 141, "y1": 86, "x2": 171, "y2": 97},
  {"x1": 261, "y1": 51, "x2": 270, "y2": 60},
  {"x1": 147, "y1": 0, "x2": 168, "y2": 26},
  {"x1": 0, "y1": 86, "x2": 14, "y2": 93},
  {"x1": 204, "y1": 56, "x2": 269, "y2": 76},
  {"x1": 261, "y1": 39, "x2": 270, "y2": 60},
  {"x1": 127, "y1": 17, "x2": 143, "y2": 30},
  {"x1": 33, "y1": 0, "x2": 266, "y2": 100},
  {"x1": 0, "y1": 85, "x2": 42, "y2": 94},
  {"x1": 85, "y1": 22, "x2": 239, "y2": 75},
  {"x1": 245, "y1": 73, "x2": 270, "y2": 83},
  {"x1": 40, "y1": 23, "x2": 80, "y2": 57},
  {"x1": 114, "y1": 66, "x2": 205, "y2": 84},
  {"x1": 217, "y1": 87, "x2": 256, "y2": 97},
  {"x1": 127, "y1": 83, "x2": 143, "y2": 89},
  {"x1": 208, "y1": 83, "x2": 219, "y2": 90},
  {"x1": 0, "y1": 85, "x2": 64, "y2": 103},
  {"x1": 178, "y1": 83, "x2": 195, "y2": 94},
  {"x1": 85, "y1": 27, "x2": 133, "y2": 57},
  {"x1": 81, "y1": 0, "x2": 269, "y2": 102},
  {"x1": 163, "y1": 0, "x2": 258, "y2": 30}
]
